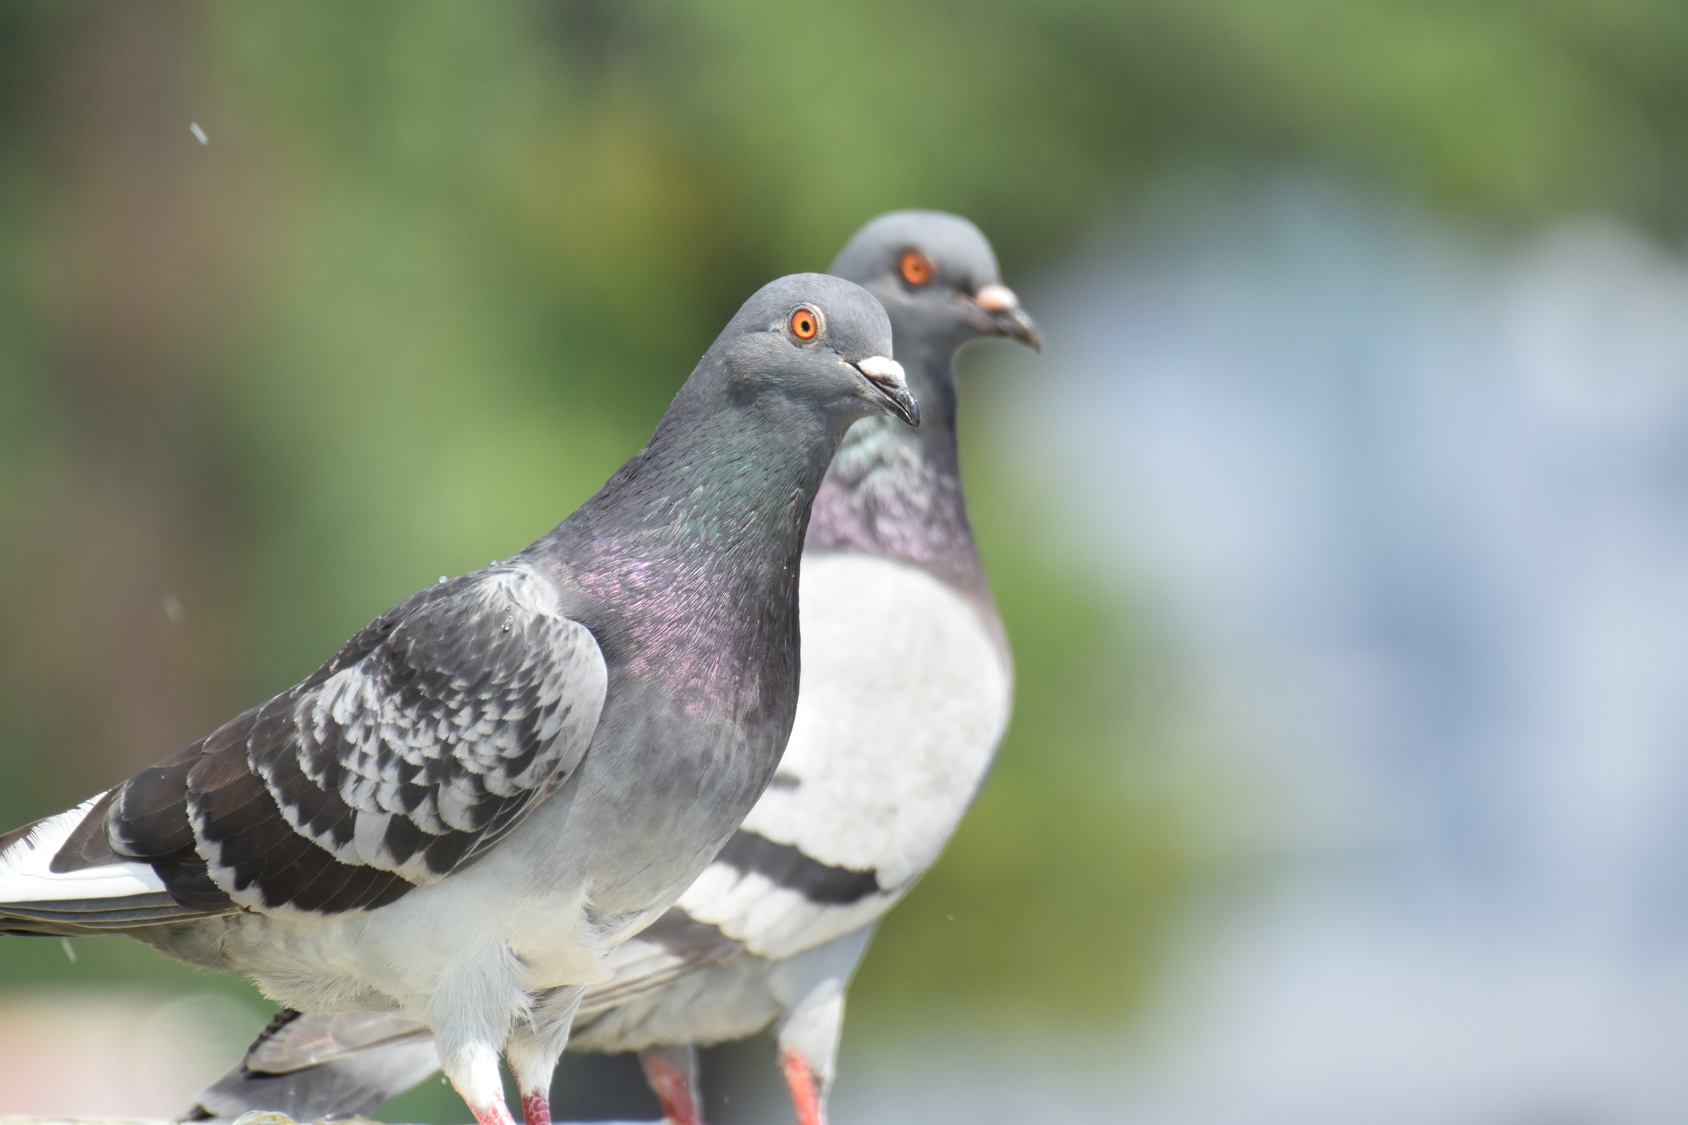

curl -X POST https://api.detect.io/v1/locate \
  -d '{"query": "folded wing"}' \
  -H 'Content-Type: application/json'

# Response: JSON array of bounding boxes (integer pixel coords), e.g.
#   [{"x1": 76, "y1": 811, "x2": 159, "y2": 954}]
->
[{"x1": 0, "y1": 565, "x2": 607, "y2": 928}]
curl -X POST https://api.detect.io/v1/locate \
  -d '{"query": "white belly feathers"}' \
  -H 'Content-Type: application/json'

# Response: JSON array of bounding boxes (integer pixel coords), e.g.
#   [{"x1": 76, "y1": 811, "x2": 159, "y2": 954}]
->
[{"x1": 675, "y1": 553, "x2": 1010, "y2": 957}]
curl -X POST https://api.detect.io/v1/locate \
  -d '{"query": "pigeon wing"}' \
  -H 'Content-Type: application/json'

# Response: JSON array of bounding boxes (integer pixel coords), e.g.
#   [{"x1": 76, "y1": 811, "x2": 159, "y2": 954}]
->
[{"x1": 108, "y1": 566, "x2": 607, "y2": 915}]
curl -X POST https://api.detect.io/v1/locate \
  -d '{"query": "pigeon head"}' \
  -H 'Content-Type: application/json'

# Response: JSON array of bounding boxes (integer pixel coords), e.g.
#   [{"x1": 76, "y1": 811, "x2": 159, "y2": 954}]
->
[
  {"x1": 829, "y1": 210, "x2": 1041, "y2": 351},
  {"x1": 573, "y1": 273, "x2": 915, "y2": 547},
  {"x1": 707, "y1": 272, "x2": 919, "y2": 429}
]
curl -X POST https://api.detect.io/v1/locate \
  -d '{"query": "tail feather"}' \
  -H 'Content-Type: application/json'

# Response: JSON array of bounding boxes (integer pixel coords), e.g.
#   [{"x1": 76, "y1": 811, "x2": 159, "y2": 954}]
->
[
  {"x1": 184, "y1": 1009, "x2": 440, "y2": 1122},
  {"x1": 0, "y1": 793, "x2": 220, "y2": 933}
]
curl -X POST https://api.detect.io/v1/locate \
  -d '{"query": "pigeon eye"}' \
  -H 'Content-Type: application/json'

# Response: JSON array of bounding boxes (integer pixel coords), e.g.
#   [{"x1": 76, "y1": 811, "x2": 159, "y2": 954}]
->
[
  {"x1": 790, "y1": 307, "x2": 820, "y2": 340},
  {"x1": 900, "y1": 251, "x2": 933, "y2": 287}
]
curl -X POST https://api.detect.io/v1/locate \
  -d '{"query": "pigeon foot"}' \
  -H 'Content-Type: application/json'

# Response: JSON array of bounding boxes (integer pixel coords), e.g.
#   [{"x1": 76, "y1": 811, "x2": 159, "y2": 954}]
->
[{"x1": 779, "y1": 1047, "x2": 827, "y2": 1125}]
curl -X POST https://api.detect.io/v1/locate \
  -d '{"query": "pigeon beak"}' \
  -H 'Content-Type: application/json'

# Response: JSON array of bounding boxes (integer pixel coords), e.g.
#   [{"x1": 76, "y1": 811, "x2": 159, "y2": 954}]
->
[
  {"x1": 973, "y1": 283, "x2": 1042, "y2": 351},
  {"x1": 851, "y1": 355, "x2": 920, "y2": 427}
]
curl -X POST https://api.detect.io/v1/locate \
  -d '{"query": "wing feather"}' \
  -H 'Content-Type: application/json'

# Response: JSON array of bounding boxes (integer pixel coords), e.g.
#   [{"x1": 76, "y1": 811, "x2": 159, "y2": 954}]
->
[{"x1": 101, "y1": 565, "x2": 606, "y2": 916}]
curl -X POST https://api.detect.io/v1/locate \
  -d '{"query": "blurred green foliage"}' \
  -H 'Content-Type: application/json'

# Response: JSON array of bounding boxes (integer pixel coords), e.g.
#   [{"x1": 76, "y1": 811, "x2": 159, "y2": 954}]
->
[{"x1": 0, "y1": 0, "x2": 1684, "y2": 1077}]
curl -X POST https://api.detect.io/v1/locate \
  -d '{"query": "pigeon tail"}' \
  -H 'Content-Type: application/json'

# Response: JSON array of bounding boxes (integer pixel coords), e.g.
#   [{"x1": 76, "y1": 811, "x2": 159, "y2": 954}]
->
[
  {"x1": 0, "y1": 793, "x2": 218, "y2": 934},
  {"x1": 182, "y1": 1008, "x2": 441, "y2": 1122}
]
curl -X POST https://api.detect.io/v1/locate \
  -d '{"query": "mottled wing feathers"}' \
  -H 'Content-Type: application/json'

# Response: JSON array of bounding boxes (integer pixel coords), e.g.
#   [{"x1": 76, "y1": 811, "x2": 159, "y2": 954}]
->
[{"x1": 109, "y1": 567, "x2": 607, "y2": 915}]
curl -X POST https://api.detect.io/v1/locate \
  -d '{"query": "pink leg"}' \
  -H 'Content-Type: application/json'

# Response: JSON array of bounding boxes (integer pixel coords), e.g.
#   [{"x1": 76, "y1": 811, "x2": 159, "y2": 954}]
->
[
  {"x1": 519, "y1": 1087, "x2": 552, "y2": 1125},
  {"x1": 640, "y1": 1047, "x2": 704, "y2": 1125},
  {"x1": 450, "y1": 1080, "x2": 519, "y2": 1125},
  {"x1": 780, "y1": 1048, "x2": 828, "y2": 1125}
]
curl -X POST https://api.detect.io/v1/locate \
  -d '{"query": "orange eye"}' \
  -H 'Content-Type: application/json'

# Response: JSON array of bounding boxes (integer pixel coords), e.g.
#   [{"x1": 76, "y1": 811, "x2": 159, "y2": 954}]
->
[
  {"x1": 900, "y1": 250, "x2": 933, "y2": 286},
  {"x1": 790, "y1": 307, "x2": 819, "y2": 340}
]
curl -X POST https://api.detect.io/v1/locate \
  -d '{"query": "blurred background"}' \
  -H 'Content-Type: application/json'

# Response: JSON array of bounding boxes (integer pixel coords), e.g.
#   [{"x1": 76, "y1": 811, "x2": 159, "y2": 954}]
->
[{"x1": 3, "y1": 1, "x2": 1688, "y2": 1122}]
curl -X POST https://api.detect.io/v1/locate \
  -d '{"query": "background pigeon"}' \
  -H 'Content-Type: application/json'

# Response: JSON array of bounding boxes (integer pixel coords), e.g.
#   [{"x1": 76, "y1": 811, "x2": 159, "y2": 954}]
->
[
  {"x1": 0, "y1": 273, "x2": 915, "y2": 1125},
  {"x1": 184, "y1": 212, "x2": 1037, "y2": 1125}
]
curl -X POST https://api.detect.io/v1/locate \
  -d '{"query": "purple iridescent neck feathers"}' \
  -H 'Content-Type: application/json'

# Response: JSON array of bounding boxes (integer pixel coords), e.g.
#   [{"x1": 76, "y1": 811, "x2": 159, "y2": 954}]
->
[
  {"x1": 522, "y1": 272, "x2": 910, "y2": 712},
  {"x1": 804, "y1": 337, "x2": 987, "y2": 596}
]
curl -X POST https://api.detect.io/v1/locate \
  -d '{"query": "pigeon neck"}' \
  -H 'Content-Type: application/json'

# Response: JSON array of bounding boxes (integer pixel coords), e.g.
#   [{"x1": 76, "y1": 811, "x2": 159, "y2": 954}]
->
[
  {"x1": 805, "y1": 334, "x2": 986, "y2": 595},
  {"x1": 544, "y1": 395, "x2": 845, "y2": 713}
]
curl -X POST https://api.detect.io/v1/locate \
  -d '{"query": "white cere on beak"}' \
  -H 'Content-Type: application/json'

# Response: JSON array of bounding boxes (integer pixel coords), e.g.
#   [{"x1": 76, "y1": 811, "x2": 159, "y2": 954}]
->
[
  {"x1": 855, "y1": 355, "x2": 906, "y2": 384},
  {"x1": 975, "y1": 283, "x2": 1019, "y2": 313}
]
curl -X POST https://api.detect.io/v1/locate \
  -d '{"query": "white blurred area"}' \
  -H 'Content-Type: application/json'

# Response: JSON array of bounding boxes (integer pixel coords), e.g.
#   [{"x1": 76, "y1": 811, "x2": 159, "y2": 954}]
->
[
  {"x1": 835, "y1": 181, "x2": 1688, "y2": 1125},
  {"x1": 0, "y1": 990, "x2": 264, "y2": 1117}
]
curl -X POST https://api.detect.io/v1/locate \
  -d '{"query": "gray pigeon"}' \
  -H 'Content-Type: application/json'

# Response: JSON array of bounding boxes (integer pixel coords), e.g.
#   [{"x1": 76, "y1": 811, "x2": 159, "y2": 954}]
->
[
  {"x1": 0, "y1": 272, "x2": 915, "y2": 1125},
  {"x1": 182, "y1": 213, "x2": 1036, "y2": 1125}
]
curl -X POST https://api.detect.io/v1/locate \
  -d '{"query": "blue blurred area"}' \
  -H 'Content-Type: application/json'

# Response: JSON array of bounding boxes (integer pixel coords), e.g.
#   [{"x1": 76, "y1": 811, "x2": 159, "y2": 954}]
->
[{"x1": 928, "y1": 178, "x2": 1688, "y2": 1123}]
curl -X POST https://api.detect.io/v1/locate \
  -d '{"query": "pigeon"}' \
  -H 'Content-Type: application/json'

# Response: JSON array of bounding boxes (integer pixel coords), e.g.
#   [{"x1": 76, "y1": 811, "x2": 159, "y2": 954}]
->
[
  {"x1": 0, "y1": 272, "x2": 916, "y2": 1125},
  {"x1": 182, "y1": 212, "x2": 1037, "y2": 1125}
]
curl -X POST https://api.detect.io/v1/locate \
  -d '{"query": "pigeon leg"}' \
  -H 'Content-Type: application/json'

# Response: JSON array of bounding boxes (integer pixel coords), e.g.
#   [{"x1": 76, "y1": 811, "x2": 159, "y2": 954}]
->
[
  {"x1": 506, "y1": 1039, "x2": 555, "y2": 1125},
  {"x1": 772, "y1": 962, "x2": 857, "y2": 1125},
  {"x1": 507, "y1": 1047, "x2": 554, "y2": 1125},
  {"x1": 506, "y1": 985, "x2": 584, "y2": 1125},
  {"x1": 780, "y1": 1048, "x2": 828, "y2": 1125},
  {"x1": 442, "y1": 1043, "x2": 518, "y2": 1125},
  {"x1": 453, "y1": 1084, "x2": 519, "y2": 1125},
  {"x1": 640, "y1": 1044, "x2": 704, "y2": 1125},
  {"x1": 518, "y1": 1086, "x2": 551, "y2": 1125}
]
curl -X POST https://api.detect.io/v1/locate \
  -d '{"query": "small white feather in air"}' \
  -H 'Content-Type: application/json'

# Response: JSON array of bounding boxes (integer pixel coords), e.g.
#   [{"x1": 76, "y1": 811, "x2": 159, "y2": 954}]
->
[{"x1": 190, "y1": 122, "x2": 209, "y2": 145}]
